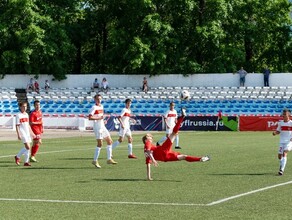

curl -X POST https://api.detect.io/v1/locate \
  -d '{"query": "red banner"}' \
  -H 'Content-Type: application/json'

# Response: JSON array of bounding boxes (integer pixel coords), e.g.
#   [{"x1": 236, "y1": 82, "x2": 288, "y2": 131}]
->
[{"x1": 239, "y1": 116, "x2": 282, "y2": 131}]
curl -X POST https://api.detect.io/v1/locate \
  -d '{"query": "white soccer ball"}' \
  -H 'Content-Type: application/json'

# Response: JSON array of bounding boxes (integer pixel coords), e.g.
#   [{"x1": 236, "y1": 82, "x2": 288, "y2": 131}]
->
[{"x1": 180, "y1": 90, "x2": 190, "y2": 100}]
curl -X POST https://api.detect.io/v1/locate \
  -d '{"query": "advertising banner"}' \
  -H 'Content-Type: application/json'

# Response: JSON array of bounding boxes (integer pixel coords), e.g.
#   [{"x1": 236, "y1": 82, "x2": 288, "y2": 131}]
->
[
  {"x1": 239, "y1": 116, "x2": 282, "y2": 131},
  {"x1": 106, "y1": 115, "x2": 163, "y2": 131},
  {"x1": 180, "y1": 116, "x2": 238, "y2": 131}
]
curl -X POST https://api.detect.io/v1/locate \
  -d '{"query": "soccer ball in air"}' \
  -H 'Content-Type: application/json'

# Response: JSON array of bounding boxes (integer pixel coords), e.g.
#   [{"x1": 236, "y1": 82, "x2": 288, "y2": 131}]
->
[{"x1": 180, "y1": 90, "x2": 190, "y2": 100}]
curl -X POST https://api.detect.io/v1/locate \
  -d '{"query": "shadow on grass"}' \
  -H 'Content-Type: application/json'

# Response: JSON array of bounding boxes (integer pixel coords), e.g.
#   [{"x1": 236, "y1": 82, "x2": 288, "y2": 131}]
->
[{"x1": 96, "y1": 178, "x2": 182, "y2": 182}]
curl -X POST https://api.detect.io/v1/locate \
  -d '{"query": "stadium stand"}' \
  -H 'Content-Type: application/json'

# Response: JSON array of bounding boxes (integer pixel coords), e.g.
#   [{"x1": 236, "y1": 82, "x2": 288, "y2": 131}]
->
[{"x1": 1, "y1": 86, "x2": 292, "y2": 116}]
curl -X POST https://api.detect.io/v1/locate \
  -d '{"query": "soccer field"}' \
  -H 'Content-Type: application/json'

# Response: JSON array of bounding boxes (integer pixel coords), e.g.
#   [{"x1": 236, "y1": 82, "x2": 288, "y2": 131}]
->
[{"x1": 0, "y1": 131, "x2": 292, "y2": 219}]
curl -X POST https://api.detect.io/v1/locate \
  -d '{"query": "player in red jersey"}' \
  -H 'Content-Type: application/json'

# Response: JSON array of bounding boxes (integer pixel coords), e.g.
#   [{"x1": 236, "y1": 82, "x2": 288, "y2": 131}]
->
[
  {"x1": 143, "y1": 108, "x2": 210, "y2": 180},
  {"x1": 29, "y1": 100, "x2": 43, "y2": 162}
]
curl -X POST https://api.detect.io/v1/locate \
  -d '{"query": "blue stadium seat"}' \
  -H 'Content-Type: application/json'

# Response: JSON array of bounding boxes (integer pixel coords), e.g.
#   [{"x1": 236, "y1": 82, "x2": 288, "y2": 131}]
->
[
  {"x1": 82, "y1": 109, "x2": 89, "y2": 113},
  {"x1": 64, "y1": 109, "x2": 72, "y2": 113},
  {"x1": 47, "y1": 109, "x2": 54, "y2": 113},
  {"x1": 4, "y1": 109, "x2": 11, "y2": 113},
  {"x1": 73, "y1": 109, "x2": 81, "y2": 113},
  {"x1": 157, "y1": 109, "x2": 164, "y2": 114},
  {"x1": 190, "y1": 109, "x2": 198, "y2": 114},
  {"x1": 56, "y1": 109, "x2": 63, "y2": 113},
  {"x1": 107, "y1": 109, "x2": 113, "y2": 114}
]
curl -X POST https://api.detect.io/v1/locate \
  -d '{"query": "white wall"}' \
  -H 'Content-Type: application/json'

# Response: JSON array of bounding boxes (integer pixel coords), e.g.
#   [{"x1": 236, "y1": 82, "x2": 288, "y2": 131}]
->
[{"x1": 1, "y1": 73, "x2": 292, "y2": 89}]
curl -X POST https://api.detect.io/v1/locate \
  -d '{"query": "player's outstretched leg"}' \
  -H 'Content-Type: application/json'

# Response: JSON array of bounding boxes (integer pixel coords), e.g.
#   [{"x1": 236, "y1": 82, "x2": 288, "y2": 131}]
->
[
  {"x1": 172, "y1": 108, "x2": 187, "y2": 135},
  {"x1": 179, "y1": 155, "x2": 210, "y2": 162}
]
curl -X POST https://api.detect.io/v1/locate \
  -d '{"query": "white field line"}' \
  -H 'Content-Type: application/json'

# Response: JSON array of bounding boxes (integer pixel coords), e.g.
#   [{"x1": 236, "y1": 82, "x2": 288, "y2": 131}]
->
[
  {"x1": 0, "y1": 198, "x2": 205, "y2": 206},
  {"x1": 1, "y1": 180, "x2": 292, "y2": 207},
  {"x1": 207, "y1": 180, "x2": 292, "y2": 206}
]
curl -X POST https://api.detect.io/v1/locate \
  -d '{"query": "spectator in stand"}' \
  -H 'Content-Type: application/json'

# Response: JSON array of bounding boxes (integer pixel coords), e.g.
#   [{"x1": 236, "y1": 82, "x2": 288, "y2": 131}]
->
[
  {"x1": 101, "y1": 77, "x2": 109, "y2": 93},
  {"x1": 263, "y1": 67, "x2": 271, "y2": 87},
  {"x1": 44, "y1": 80, "x2": 50, "y2": 92},
  {"x1": 92, "y1": 78, "x2": 100, "y2": 91},
  {"x1": 236, "y1": 67, "x2": 248, "y2": 87},
  {"x1": 34, "y1": 80, "x2": 40, "y2": 93},
  {"x1": 142, "y1": 77, "x2": 148, "y2": 93},
  {"x1": 26, "y1": 78, "x2": 35, "y2": 92}
]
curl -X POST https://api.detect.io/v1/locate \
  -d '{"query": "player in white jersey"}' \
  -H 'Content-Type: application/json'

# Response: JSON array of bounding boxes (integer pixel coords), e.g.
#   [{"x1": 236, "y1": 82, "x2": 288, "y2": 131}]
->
[
  {"x1": 157, "y1": 102, "x2": 181, "y2": 149},
  {"x1": 89, "y1": 94, "x2": 117, "y2": 168},
  {"x1": 112, "y1": 98, "x2": 137, "y2": 159},
  {"x1": 14, "y1": 102, "x2": 34, "y2": 166},
  {"x1": 272, "y1": 109, "x2": 292, "y2": 175}
]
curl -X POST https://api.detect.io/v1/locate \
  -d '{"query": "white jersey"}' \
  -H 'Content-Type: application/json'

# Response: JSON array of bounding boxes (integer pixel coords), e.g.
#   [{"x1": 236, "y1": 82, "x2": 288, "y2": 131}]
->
[
  {"x1": 16, "y1": 111, "x2": 31, "y2": 142},
  {"x1": 276, "y1": 120, "x2": 292, "y2": 144},
  {"x1": 164, "y1": 109, "x2": 177, "y2": 128},
  {"x1": 89, "y1": 104, "x2": 105, "y2": 129},
  {"x1": 119, "y1": 108, "x2": 131, "y2": 129}
]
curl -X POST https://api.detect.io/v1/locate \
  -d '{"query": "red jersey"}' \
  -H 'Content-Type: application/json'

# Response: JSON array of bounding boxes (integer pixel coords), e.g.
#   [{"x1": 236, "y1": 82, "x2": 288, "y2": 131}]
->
[
  {"x1": 144, "y1": 140, "x2": 157, "y2": 164},
  {"x1": 144, "y1": 139, "x2": 180, "y2": 164},
  {"x1": 30, "y1": 110, "x2": 43, "y2": 134}
]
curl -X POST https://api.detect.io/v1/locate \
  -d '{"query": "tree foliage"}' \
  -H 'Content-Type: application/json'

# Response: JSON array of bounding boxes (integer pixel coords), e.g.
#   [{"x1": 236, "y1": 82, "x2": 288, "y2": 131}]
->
[{"x1": 0, "y1": 0, "x2": 291, "y2": 80}]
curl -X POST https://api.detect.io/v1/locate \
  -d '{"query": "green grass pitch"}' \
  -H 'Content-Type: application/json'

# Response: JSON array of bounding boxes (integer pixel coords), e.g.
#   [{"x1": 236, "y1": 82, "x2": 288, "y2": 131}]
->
[{"x1": 1, "y1": 131, "x2": 292, "y2": 219}]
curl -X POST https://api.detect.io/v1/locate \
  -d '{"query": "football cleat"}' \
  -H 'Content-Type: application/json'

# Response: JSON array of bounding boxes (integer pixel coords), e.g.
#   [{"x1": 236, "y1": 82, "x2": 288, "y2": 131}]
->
[
  {"x1": 107, "y1": 159, "x2": 118, "y2": 164},
  {"x1": 30, "y1": 156, "x2": 38, "y2": 162},
  {"x1": 92, "y1": 160, "x2": 101, "y2": 168},
  {"x1": 156, "y1": 142, "x2": 161, "y2": 146},
  {"x1": 200, "y1": 155, "x2": 210, "y2": 162},
  {"x1": 175, "y1": 146, "x2": 182, "y2": 149},
  {"x1": 15, "y1": 156, "x2": 20, "y2": 165},
  {"x1": 128, "y1": 154, "x2": 137, "y2": 159},
  {"x1": 24, "y1": 162, "x2": 31, "y2": 167},
  {"x1": 278, "y1": 170, "x2": 284, "y2": 176},
  {"x1": 181, "y1": 107, "x2": 187, "y2": 117}
]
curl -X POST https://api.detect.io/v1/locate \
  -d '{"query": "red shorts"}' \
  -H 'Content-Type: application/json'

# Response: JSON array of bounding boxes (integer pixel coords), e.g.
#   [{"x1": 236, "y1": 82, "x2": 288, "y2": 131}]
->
[
  {"x1": 153, "y1": 150, "x2": 180, "y2": 162},
  {"x1": 153, "y1": 138, "x2": 180, "y2": 162}
]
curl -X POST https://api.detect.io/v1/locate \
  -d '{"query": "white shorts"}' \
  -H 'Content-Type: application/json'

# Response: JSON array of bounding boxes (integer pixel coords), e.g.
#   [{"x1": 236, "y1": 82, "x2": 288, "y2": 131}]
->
[
  {"x1": 21, "y1": 134, "x2": 32, "y2": 144},
  {"x1": 278, "y1": 142, "x2": 292, "y2": 154},
  {"x1": 94, "y1": 126, "x2": 110, "y2": 140},
  {"x1": 166, "y1": 125, "x2": 175, "y2": 135},
  {"x1": 118, "y1": 127, "x2": 132, "y2": 138}
]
